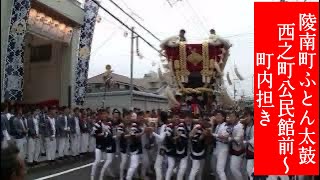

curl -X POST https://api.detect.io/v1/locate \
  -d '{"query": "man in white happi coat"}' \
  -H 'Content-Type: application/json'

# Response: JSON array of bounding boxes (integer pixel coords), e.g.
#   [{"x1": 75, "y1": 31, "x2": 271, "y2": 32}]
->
[
  {"x1": 69, "y1": 108, "x2": 81, "y2": 158},
  {"x1": 79, "y1": 112, "x2": 90, "y2": 154},
  {"x1": 212, "y1": 110, "x2": 229, "y2": 180},
  {"x1": 152, "y1": 111, "x2": 168, "y2": 180},
  {"x1": 26, "y1": 109, "x2": 41, "y2": 165},
  {"x1": 88, "y1": 113, "x2": 96, "y2": 153},
  {"x1": 39, "y1": 107, "x2": 48, "y2": 156},
  {"x1": 56, "y1": 107, "x2": 71, "y2": 159},
  {"x1": 12, "y1": 108, "x2": 28, "y2": 160},
  {"x1": 44, "y1": 107, "x2": 57, "y2": 163},
  {"x1": 226, "y1": 111, "x2": 245, "y2": 180},
  {"x1": 241, "y1": 109, "x2": 254, "y2": 180},
  {"x1": 1, "y1": 104, "x2": 12, "y2": 149}
]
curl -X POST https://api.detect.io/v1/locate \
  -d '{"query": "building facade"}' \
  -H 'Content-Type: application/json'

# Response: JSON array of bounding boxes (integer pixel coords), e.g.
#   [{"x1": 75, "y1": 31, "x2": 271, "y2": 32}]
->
[
  {"x1": 1, "y1": 0, "x2": 99, "y2": 107},
  {"x1": 85, "y1": 91, "x2": 168, "y2": 111},
  {"x1": 1, "y1": 0, "x2": 166, "y2": 110},
  {"x1": 85, "y1": 72, "x2": 168, "y2": 110}
]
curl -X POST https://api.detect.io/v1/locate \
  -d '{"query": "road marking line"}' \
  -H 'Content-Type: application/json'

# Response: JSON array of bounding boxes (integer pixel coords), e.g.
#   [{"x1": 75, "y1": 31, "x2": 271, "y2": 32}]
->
[{"x1": 34, "y1": 163, "x2": 93, "y2": 180}]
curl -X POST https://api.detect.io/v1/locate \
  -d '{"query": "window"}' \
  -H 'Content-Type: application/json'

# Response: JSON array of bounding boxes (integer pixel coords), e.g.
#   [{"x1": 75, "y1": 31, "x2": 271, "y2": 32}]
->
[
  {"x1": 30, "y1": 44, "x2": 52, "y2": 62},
  {"x1": 149, "y1": 82, "x2": 157, "y2": 88},
  {"x1": 119, "y1": 84, "x2": 125, "y2": 89}
]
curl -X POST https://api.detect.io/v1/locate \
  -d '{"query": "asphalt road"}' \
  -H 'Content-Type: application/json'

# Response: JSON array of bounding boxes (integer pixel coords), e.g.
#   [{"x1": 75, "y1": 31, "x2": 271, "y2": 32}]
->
[
  {"x1": 26, "y1": 155, "x2": 318, "y2": 180},
  {"x1": 26, "y1": 156, "x2": 94, "y2": 180},
  {"x1": 28, "y1": 164, "x2": 92, "y2": 180},
  {"x1": 26, "y1": 154, "x2": 215, "y2": 180}
]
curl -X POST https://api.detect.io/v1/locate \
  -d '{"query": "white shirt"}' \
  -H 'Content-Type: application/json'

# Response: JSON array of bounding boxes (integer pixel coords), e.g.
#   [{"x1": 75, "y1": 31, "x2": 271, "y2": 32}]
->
[
  {"x1": 20, "y1": 118, "x2": 26, "y2": 131},
  {"x1": 245, "y1": 123, "x2": 254, "y2": 148},
  {"x1": 213, "y1": 122, "x2": 230, "y2": 146},
  {"x1": 131, "y1": 113, "x2": 137, "y2": 120},
  {"x1": 2, "y1": 114, "x2": 10, "y2": 140},
  {"x1": 64, "y1": 116, "x2": 68, "y2": 130},
  {"x1": 33, "y1": 117, "x2": 39, "y2": 136},
  {"x1": 48, "y1": 117, "x2": 56, "y2": 137},
  {"x1": 2, "y1": 130, "x2": 10, "y2": 141},
  {"x1": 152, "y1": 124, "x2": 167, "y2": 152},
  {"x1": 102, "y1": 123, "x2": 111, "y2": 136},
  {"x1": 6, "y1": 113, "x2": 12, "y2": 120},
  {"x1": 75, "y1": 117, "x2": 80, "y2": 135},
  {"x1": 24, "y1": 118, "x2": 28, "y2": 129},
  {"x1": 84, "y1": 121, "x2": 87, "y2": 128},
  {"x1": 214, "y1": 122, "x2": 227, "y2": 136},
  {"x1": 228, "y1": 121, "x2": 244, "y2": 142},
  {"x1": 186, "y1": 124, "x2": 192, "y2": 132}
]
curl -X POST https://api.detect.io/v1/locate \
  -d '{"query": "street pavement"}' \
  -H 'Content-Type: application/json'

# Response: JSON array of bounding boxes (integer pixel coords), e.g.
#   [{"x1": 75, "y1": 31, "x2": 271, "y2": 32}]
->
[
  {"x1": 27, "y1": 163, "x2": 93, "y2": 180},
  {"x1": 26, "y1": 154, "x2": 216, "y2": 180},
  {"x1": 26, "y1": 157, "x2": 318, "y2": 180},
  {"x1": 26, "y1": 155, "x2": 94, "y2": 180}
]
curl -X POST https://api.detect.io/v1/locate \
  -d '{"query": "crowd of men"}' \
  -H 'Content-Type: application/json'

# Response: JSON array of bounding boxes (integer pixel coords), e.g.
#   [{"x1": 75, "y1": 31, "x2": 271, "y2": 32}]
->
[
  {"x1": 2, "y1": 103, "x2": 312, "y2": 180},
  {"x1": 87, "y1": 107, "x2": 257, "y2": 180},
  {"x1": 1, "y1": 104, "x2": 100, "y2": 165},
  {"x1": 88, "y1": 108, "x2": 312, "y2": 180}
]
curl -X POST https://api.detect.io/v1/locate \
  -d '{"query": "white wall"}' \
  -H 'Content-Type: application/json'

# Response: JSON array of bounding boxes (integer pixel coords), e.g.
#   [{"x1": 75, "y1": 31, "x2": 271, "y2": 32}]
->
[
  {"x1": 36, "y1": 0, "x2": 84, "y2": 25},
  {"x1": 85, "y1": 92, "x2": 169, "y2": 110},
  {"x1": 23, "y1": 34, "x2": 64, "y2": 104},
  {"x1": 84, "y1": 94, "x2": 130, "y2": 110},
  {"x1": 1, "y1": 0, "x2": 82, "y2": 105}
]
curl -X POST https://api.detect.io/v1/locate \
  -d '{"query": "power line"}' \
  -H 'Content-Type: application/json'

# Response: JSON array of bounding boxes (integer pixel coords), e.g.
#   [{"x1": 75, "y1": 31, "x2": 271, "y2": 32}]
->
[
  {"x1": 171, "y1": 3, "x2": 204, "y2": 36},
  {"x1": 223, "y1": 32, "x2": 254, "y2": 38},
  {"x1": 118, "y1": 0, "x2": 144, "y2": 21},
  {"x1": 185, "y1": 0, "x2": 209, "y2": 34},
  {"x1": 184, "y1": 32, "x2": 254, "y2": 42},
  {"x1": 99, "y1": 15, "x2": 127, "y2": 31},
  {"x1": 91, "y1": 0, "x2": 163, "y2": 55},
  {"x1": 90, "y1": 30, "x2": 119, "y2": 58},
  {"x1": 89, "y1": 16, "x2": 131, "y2": 59},
  {"x1": 108, "y1": 0, "x2": 161, "y2": 42},
  {"x1": 164, "y1": 0, "x2": 203, "y2": 36}
]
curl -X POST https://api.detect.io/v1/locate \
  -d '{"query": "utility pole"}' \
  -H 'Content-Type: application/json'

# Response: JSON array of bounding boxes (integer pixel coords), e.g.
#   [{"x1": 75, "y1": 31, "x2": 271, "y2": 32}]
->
[
  {"x1": 233, "y1": 78, "x2": 239, "y2": 101},
  {"x1": 233, "y1": 80, "x2": 236, "y2": 101},
  {"x1": 252, "y1": 74, "x2": 254, "y2": 94},
  {"x1": 130, "y1": 27, "x2": 134, "y2": 108},
  {"x1": 102, "y1": 65, "x2": 113, "y2": 108}
]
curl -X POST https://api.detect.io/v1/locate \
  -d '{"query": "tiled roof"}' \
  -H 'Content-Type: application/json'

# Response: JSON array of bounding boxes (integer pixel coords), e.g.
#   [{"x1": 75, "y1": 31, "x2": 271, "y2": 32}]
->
[
  {"x1": 88, "y1": 72, "x2": 169, "y2": 92},
  {"x1": 87, "y1": 73, "x2": 147, "y2": 88}
]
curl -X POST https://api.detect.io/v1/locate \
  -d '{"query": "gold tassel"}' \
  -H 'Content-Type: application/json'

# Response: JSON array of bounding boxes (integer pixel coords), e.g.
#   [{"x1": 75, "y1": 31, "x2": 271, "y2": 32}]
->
[
  {"x1": 209, "y1": 59, "x2": 214, "y2": 69},
  {"x1": 227, "y1": 72, "x2": 232, "y2": 85},
  {"x1": 174, "y1": 60, "x2": 180, "y2": 69},
  {"x1": 234, "y1": 67, "x2": 244, "y2": 80},
  {"x1": 214, "y1": 61, "x2": 223, "y2": 76}
]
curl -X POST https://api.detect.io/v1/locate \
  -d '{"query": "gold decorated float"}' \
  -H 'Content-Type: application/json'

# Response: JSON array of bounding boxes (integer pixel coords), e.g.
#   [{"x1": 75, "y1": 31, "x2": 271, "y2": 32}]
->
[{"x1": 160, "y1": 30, "x2": 232, "y2": 115}]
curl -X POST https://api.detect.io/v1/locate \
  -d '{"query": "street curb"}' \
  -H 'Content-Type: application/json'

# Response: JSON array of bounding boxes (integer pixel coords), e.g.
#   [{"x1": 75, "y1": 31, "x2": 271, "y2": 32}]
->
[{"x1": 26, "y1": 153, "x2": 95, "y2": 174}]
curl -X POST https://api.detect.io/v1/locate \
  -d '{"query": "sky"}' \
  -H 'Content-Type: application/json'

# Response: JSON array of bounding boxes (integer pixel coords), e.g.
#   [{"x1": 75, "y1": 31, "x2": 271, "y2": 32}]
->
[{"x1": 81, "y1": 0, "x2": 318, "y2": 99}]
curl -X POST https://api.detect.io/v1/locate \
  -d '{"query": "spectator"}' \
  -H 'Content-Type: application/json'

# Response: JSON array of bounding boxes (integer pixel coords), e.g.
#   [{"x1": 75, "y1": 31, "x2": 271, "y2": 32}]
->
[
  {"x1": 12, "y1": 107, "x2": 27, "y2": 159},
  {"x1": 1, "y1": 103, "x2": 11, "y2": 149},
  {"x1": 112, "y1": 109, "x2": 121, "y2": 126},
  {"x1": 1, "y1": 143, "x2": 26, "y2": 180}
]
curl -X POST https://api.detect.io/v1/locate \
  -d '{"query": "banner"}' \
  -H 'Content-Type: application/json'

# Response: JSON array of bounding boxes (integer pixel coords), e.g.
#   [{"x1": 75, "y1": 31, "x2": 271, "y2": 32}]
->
[
  {"x1": 254, "y1": 2, "x2": 319, "y2": 175},
  {"x1": 3, "y1": 0, "x2": 31, "y2": 101},
  {"x1": 74, "y1": 0, "x2": 99, "y2": 105}
]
